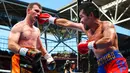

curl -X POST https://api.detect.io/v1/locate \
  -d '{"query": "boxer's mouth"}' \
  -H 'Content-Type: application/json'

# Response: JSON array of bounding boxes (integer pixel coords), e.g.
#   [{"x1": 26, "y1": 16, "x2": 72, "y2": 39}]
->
[{"x1": 35, "y1": 16, "x2": 38, "y2": 19}]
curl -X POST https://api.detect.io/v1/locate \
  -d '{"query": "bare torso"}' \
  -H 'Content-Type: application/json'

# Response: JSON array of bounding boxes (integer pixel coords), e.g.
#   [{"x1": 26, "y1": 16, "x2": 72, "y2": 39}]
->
[
  {"x1": 18, "y1": 21, "x2": 40, "y2": 50},
  {"x1": 84, "y1": 21, "x2": 118, "y2": 58}
]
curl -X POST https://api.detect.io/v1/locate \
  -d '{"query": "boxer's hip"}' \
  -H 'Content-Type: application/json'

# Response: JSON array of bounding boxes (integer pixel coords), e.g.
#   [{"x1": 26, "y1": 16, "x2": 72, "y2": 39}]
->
[
  {"x1": 97, "y1": 50, "x2": 128, "y2": 73},
  {"x1": 11, "y1": 54, "x2": 20, "y2": 73},
  {"x1": 11, "y1": 54, "x2": 32, "y2": 73}
]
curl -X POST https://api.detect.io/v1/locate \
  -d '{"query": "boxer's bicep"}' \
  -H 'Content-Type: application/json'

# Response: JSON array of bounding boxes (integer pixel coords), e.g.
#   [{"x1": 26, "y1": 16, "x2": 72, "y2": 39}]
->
[
  {"x1": 96, "y1": 23, "x2": 115, "y2": 48},
  {"x1": 103, "y1": 26, "x2": 115, "y2": 43},
  {"x1": 9, "y1": 29, "x2": 20, "y2": 43},
  {"x1": 8, "y1": 27, "x2": 21, "y2": 53},
  {"x1": 100, "y1": 24, "x2": 115, "y2": 47},
  {"x1": 103, "y1": 21, "x2": 116, "y2": 43}
]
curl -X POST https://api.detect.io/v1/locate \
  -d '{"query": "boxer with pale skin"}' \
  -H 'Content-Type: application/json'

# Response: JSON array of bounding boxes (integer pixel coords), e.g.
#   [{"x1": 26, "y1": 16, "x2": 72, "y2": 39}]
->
[
  {"x1": 8, "y1": 2, "x2": 55, "y2": 73},
  {"x1": 38, "y1": 2, "x2": 128, "y2": 73}
]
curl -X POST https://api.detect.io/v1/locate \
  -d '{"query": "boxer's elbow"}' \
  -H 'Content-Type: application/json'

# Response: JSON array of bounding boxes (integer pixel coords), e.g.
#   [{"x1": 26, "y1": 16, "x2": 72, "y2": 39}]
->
[
  {"x1": 8, "y1": 41, "x2": 14, "y2": 50},
  {"x1": 103, "y1": 37, "x2": 113, "y2": 47}
]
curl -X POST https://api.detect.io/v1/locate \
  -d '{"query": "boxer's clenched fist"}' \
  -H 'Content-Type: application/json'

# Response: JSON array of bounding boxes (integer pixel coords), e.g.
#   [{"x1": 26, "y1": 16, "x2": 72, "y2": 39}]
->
[
  {"x1": 78, "y1": 40, "x2": 97, "y2": 54},
  {"x1": 38, "y1": 13, "x2": 56, "y2": 24}
]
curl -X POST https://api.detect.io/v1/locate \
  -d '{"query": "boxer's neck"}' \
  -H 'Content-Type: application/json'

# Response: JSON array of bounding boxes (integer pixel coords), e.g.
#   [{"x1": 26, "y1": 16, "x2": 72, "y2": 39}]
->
[
  {"x1": 90, "y1": 19, "x2": 101, "y2": 33},
  {"x1": 24, "y1": 16, "x2": 34, "y2": 27}
]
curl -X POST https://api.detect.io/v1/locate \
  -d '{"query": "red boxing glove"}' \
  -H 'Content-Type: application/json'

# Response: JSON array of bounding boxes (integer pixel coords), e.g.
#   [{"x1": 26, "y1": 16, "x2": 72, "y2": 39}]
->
[
  {"x1": 78, "y1": 40, "x2": 97, "y2": 54},
  {"x1": 38, "y1": 13, "x2": 56, "y2": 24}
]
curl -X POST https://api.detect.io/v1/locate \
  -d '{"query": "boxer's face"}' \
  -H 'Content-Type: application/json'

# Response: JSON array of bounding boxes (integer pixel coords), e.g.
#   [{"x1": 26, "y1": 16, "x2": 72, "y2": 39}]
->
[
  {"x1": 79, "y1": 9, "x2": 92, "y2": 30},
  {"x1": 28, "y1": 5, "x2": 42, "y2": 21}
]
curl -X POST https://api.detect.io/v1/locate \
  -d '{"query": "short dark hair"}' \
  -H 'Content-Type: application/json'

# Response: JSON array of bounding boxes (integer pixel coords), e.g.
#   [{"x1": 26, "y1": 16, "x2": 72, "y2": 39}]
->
[
  {"x1": 79, "y1": 2, "x2": 99, "y2": 18},
  {"x1": 27, "y1": 2, "x2": 42, "y2": 10}
]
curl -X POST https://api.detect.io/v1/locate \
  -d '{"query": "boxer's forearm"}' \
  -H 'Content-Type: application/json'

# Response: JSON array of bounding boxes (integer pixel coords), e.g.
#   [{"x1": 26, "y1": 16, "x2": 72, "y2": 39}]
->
[
  {"x1": 95, "y1": 37, "x2": 112, "y2": 49},
  {"x1": 55, "y1": 18, "x2": 83, "y2": 31},
  {"x1": 37, "y1": 40, "x2": 47, "y2": 56},
  {"x1": 55, "y1": 18, "x2": 71, "y2": 27},
  {"x1": 8, "y1": 40, "x2": 21, "y2": 53},
  {"x1": 40, "y1": 47, "x2": 48, "y2": 56}
]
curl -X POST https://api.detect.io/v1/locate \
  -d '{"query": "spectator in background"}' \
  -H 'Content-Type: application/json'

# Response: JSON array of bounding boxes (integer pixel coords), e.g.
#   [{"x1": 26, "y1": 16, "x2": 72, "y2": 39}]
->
[{"x1": 64, "y1": 60, "x2": 78, "y2": 73}]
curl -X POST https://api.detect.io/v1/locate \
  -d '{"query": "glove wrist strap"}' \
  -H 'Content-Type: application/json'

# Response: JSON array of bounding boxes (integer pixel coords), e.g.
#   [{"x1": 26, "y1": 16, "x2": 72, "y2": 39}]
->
[
  {"x1": 44, "y1": 53, "x2": 53, "y2": 64},
  {"x1": 88, "y1": 41, "x2": 97, "y2": 49},
  {"x1": 49, "y1": 17, "x2": 56, "y2": 24},
  {"x1": 19, "y1": 48, "x2": 28, "y2": 56}
]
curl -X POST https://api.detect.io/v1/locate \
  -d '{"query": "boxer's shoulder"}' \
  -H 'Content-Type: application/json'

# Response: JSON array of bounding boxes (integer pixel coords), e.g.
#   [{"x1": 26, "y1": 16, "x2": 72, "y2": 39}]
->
[
  {"x1": 33, "y1": 26, "x2": 40, "y2": 31},
  {"x1": 102, "y1": 21, "x2": 113, "y2": 26},
  {"x1": 12, "y1": 21, "x2": 25, "y2": 28},
  {"x1": 102, "y1": 21, "x2": 114, "y2": 29},
  {"x1": 11, "y1": 21, "x2": 24, "y2": 32}
]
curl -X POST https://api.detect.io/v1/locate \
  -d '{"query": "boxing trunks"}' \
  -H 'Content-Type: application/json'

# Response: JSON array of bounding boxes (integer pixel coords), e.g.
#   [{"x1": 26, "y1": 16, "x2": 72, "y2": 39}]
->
[
  {"x1": 11, "y1": 53, "x2": 44, "y2": 73},
  {"x1": 97, "y1": 50, "x2": 128, "y2": 73}
]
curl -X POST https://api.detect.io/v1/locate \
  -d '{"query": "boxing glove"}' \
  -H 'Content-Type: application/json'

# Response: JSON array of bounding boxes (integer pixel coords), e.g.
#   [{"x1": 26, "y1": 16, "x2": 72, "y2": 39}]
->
[
  {"x1": 38, "y1": 13, "x2": 56, "y2": 24},
  {"x1": 44, "y1": 53, "x2": 56, "y2": 70},
  {"x1": 19, "y1": 48, "x2": 42, "y2": 63},
  {"x1": 78, "y1": 40, "x2": 97, "y2": 54}
]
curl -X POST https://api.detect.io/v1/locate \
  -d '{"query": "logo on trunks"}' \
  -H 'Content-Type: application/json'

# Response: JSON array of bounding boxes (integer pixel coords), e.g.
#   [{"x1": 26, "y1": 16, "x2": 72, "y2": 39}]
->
[{"x1": 97, "y1": 52, "x2": 116, "y2": 66}]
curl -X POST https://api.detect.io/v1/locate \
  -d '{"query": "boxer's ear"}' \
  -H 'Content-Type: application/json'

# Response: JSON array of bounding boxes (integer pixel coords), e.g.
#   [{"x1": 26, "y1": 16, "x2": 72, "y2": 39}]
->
[
  {"x1": 89, "y1": 12, "x2": 94, "y2": 18},
  {"x1": 27, "y1": 9, "x2": 31, "y2": 14}
]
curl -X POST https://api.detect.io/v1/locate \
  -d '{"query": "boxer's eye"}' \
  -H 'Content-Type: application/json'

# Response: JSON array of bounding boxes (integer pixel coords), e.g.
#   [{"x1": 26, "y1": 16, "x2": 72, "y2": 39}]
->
[{"x1": 35, "y1": 10, "x2": 40, "y2": 13}]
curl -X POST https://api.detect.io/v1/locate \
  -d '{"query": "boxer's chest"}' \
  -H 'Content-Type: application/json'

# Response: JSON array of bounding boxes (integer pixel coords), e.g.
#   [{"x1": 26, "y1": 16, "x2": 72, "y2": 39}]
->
[
  {"x1": 21, "y1": 27, "x2": 39, "y2": 41},
  {"x1": 86, "y1": 25, "x2": 103, "y2": 40}
]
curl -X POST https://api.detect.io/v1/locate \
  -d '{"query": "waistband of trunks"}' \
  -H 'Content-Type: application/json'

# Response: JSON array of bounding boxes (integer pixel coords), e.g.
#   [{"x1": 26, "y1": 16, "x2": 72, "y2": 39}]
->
[{"x1": 97, "y1": 50, "x2": 123, "y2": 66}]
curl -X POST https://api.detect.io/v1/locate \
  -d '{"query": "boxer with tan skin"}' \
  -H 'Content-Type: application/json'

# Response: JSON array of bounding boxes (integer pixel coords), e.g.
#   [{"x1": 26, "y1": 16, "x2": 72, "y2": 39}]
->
[
  {"x1": 38, "y1": 2, "x2": 128, "y2": 73},
  {"x1": 8, "y1": 2, "x2": 55, "y2": 73}
]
